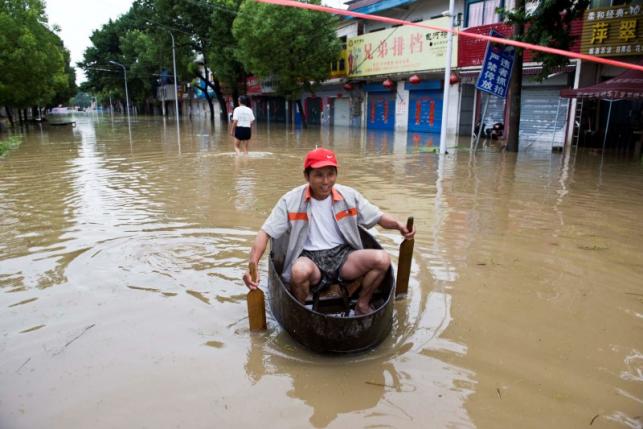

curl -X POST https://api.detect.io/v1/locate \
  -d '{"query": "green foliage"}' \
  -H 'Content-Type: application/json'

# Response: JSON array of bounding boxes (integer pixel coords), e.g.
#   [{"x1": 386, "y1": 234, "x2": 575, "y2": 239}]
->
[
  {"x1": 71, "y1": 91, "x2": 92, "y2": 108},
  {"x1": 120, "y1": 29, "x2": 159, "y2": 97},
  {"x1": 0, "y1": 135, "x2": 22, "y2": 156},
  {"x1": 78, "y1": 0, "x2": 341, "y2": 113},
  {"x1": 233, "y1": 0, "x2": 340, "y2": 99},
  {"x1": 79, "y1": 0, "x2": 196, "y2": 108},
  {"x1": 503, "y1": 0, "x2": 590, "y2": 80},
  {"x1": 79, "y1": 1, "x2": 154, "y2": 105},
  {"x1": 209, "y1": 0, "x2": 246, "y2": 93},
  {"x1": 0, "y1": 0, "x2": 76, "y2": 109}
]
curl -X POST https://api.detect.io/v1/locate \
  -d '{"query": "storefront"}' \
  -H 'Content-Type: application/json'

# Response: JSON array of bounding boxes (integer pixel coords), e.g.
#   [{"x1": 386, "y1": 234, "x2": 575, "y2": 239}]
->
[
  {"x1": 406, "y1": 80, "x2": 443, "y2": 133},
  {"x1": 364, "y1": 84, "x2": 396, "y2": 130},
  {"x1": 347, "y1": 16, "x2": 457, "y2": 133},
  {"x1": 457, "y1": 21, "x2": 581, "y2": 148},
  {"x1": 304, "y1": 97, "x2": 323, "y2": 125},
  {"x1": 246, "y1": 75, "x2": 287, "y2": 123},
  {"x1": 304, "y1": 82, "x2": 357, "y2": 127},
  {"x1": 565, "y1": 3, "x2": 643, "y2": 150},
  {"x1": 253, "y1": 96, "x2": 287, "y2": 123}
]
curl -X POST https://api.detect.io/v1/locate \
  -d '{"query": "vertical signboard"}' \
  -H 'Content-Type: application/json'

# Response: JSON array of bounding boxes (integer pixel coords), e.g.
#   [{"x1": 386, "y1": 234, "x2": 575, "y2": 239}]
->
[{"x1": 475, "y1": 30, "x2": 515, "y2": 99}]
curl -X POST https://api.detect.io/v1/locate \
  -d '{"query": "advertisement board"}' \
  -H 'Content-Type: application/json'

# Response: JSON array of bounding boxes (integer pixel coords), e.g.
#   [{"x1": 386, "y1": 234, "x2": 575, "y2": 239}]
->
[
  {"x1": 347, "y1": 17, "x2": 457, "y2": 77},
  {"x1": 475, "y1": 30, "x2": 515, "y2": 98},
  {"x1": 580, "y1": 4, "x2": 642, "y2": 57}
]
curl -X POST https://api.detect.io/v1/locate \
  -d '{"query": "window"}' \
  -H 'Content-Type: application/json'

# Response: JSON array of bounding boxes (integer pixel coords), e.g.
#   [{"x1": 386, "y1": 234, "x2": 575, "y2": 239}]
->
[
  {"x1": 592, "y1": 0, "x2": 634, "y2": 6},
  {"x1": 466, "y1": 0, "x2": 502, "y2": 27},
  {"x1": 465, "y1": 0, "x2": 521, "y2": 27}
]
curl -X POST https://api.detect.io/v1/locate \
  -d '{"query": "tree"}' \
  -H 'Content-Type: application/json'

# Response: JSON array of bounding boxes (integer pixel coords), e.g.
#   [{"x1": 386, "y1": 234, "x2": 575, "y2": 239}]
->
[
  {"x1": 79, "y1": 0, "x2": 249, "y2": 122},
  {"x1": 155, "y1": 0, "x2": 230, "y2": 122},
  {"x1": 71, "y1": 91, "x2": 92, "y2": 109},
  {"x1": 51, "y1": 40, "x2": 77, "y2": 107},
  {"x1": 210, "y1": 0, "x2": 247, "y2": 110},
  {"x1": 78, "y1": 1, "x2": 166, "y2": 113},
  {"x1": 233, "y1": 0, "x2": 340, "y2": 126},
  {"x1": 0, "y1": 0, "x2": 75, "y2": 124},
  {"x1": 503, "y1": 0, "x2": 590, "y2": 151}
]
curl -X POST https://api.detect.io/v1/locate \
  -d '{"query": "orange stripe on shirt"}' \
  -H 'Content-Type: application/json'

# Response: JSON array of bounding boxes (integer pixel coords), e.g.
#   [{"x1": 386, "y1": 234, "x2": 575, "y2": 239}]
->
[
  {"x1": 335, "y1": 208, "x2": 357, "y2": 221},
  {"x1": 288, "y1": 212, "x2": 308, "y2": 221}
]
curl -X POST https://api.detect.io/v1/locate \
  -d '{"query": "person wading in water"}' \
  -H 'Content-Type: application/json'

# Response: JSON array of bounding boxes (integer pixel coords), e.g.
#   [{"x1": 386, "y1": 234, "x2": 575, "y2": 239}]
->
[{"x1": 230, "y1": 95, "x2": 255, "y2": 155}]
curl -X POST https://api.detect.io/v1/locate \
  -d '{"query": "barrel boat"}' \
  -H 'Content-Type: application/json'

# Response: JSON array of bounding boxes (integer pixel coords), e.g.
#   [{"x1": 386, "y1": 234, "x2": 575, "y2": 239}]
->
[{"x1": 268, "y1": 227, "x2": 395, "y2": 354}]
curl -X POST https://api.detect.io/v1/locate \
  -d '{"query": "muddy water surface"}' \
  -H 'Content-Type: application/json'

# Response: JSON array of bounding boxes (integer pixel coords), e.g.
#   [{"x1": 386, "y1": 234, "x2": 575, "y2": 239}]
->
[{"x1": 1, "y1": 115, "x2": 642, "y2": 428}]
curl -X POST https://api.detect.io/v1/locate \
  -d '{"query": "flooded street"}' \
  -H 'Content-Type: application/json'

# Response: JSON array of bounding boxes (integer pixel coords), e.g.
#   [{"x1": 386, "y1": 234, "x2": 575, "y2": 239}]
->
[{"x1": 1, "y1": 115, "x2": 642, "y2": 428}]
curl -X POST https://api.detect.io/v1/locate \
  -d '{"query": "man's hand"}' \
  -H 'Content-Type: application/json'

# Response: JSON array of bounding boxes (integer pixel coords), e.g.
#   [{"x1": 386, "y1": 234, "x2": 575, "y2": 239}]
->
[
  {"x1": 377, "y1": 213, "x2": 416, "y2": 240},
  {"x1": 243, "y1": 230, "x2": 270, "y2": 289},
  {"x1": 243, "y1": 269, "x2": 260, "y2": 290},
  {"x1": 399, "y1": 221, "x2": 415, "y2": 240}
]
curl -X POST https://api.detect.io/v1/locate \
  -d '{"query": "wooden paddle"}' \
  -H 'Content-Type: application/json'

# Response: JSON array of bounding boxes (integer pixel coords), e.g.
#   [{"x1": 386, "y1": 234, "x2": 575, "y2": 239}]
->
[
  {"x1": 395, "y1": 217, "x2": 414, "y2": 297},
  {"x1": 247, "y1": 262, "x2": 267, "y2": 331}
]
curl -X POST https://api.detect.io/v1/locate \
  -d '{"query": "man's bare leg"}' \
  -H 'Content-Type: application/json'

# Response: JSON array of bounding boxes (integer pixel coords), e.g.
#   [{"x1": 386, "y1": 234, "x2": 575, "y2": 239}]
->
[
  {"x1": 234, "y1": 138, "x2": 241, "y2": 155},
  {"x1": 340, "y1": 249, "x2": 390, "y2": 315},
  {"x1": 242, "y1": 140, "x2": 249, "y2": 154},
  {"x1": 290, "y1": 257, "x2": 321, "y2": 304}
]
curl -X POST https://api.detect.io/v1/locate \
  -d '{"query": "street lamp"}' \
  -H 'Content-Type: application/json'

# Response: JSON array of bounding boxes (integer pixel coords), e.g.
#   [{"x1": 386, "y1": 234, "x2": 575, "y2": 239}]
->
[
  {"x1": 109, "y1": 60, "x2": 130, "y2": 122},
  {"x1": 168, "y1": 31, "x2": 180, "y2": 137}
]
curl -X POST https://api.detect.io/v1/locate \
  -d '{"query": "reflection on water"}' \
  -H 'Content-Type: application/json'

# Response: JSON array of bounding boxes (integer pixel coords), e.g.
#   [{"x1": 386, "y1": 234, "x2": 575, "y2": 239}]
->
[{"x1": 1, "y1": 115, "x2": 642, "y2": 428}]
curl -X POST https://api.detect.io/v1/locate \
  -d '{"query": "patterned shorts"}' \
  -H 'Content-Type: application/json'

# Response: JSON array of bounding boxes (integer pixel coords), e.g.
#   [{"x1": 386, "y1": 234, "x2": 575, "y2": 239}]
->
[{"x1": 300, "y1": 244, "x2": 354, "y2": 294}]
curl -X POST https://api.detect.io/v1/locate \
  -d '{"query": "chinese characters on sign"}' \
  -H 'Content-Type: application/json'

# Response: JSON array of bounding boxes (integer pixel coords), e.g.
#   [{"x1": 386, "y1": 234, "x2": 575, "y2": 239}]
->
[
  {"x1": 475, "y1": 30, "x2": 515, "y2": 99},
  {"x1": 581, "y1": 4, "x2": 642, "y2": 57},
  {"x1": 347, "y1": 17, "x2": 457, "y2": 78}
]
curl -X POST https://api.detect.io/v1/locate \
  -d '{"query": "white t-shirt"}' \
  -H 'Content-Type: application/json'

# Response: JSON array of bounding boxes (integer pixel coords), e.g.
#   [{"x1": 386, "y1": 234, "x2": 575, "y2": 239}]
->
[
  {"x1": 303, "y1": 196, "x2": 346, "y2": 251},
  {"x1": 232, "y1": 105, "x2": 255, "y2": 128}
]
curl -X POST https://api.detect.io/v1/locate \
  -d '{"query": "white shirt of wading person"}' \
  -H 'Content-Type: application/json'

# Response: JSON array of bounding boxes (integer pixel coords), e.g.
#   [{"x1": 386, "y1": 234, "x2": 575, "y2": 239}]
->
[
  {"x1": 232, "y1": 105, "x2": 255, "y2": 128},
  {"x1": 303, "y1": 195, "x2": 345, "y2": 251}
]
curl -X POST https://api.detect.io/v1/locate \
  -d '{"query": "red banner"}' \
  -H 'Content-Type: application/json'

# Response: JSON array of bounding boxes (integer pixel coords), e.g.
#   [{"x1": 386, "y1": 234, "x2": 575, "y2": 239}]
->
[{"x1": 246, "y1": 76, "x2": 263, "y2": 95}]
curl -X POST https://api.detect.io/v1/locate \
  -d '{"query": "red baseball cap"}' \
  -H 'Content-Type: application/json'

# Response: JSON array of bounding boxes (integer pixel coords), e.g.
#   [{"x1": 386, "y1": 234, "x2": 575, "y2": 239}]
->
[{"x1": 304, "y1": 148, "x2": 338, "y2": 170}]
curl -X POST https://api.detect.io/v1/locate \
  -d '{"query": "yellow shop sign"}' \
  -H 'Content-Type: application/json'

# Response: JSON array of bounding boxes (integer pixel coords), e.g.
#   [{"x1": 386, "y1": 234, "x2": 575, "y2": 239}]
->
[
  {"x1": 580, "y1": 4, "x2": 642, "y2": 57},
  {"x1": 347, "y1": 17, "x2": 457, "y2": 78}
]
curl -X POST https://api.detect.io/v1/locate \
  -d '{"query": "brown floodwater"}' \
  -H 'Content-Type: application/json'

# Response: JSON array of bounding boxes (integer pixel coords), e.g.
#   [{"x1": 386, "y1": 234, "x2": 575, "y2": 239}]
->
[{"x1": 1, "y1": 115, "x2": 642, "y2": 428}]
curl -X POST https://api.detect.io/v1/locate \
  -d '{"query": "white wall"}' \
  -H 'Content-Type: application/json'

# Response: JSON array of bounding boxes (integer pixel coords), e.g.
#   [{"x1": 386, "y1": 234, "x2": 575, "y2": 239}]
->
[
  {"x1": 336, "y1": 21, "x2": 359, "y2": 38},
  {"x1": 361, "y1": 0, "x2": 466, "y2": 33},
  {"x1": 446, "y1": 82, "x2": 460, "y2": 147},
  {"x1": 395, "y1": 81, "x2": 410, "y2": 131}
]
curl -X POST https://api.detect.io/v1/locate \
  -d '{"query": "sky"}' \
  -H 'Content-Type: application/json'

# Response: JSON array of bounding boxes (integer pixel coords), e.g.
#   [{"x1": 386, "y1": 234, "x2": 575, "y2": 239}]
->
[
  {"x1": 45, "y1": 0, "x2": 348, "y2": 85},
  {"x1": 45, "y1": 0, "x2": 135, "y2": 84}
]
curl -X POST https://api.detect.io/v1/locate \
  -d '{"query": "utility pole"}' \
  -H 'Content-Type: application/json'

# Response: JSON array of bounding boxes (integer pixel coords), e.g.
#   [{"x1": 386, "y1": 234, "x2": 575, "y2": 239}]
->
[
  {"x1": 169, "y1": 31, "x2": 180, "y2": 139},
  {"x1": 439, "y1": 0, "x2": 456, "y2": 155},
  {"x1": 506, "y1": 0, "x2": 525, "y2": 152},
  {"x1": 109, "y1": 60, "x2": 131, "y2": 124}
]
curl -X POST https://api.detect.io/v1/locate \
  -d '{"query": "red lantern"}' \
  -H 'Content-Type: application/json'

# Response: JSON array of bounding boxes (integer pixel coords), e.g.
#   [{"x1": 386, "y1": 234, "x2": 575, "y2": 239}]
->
[
  {"x1": 343, "y1": 82, "x2": 353, "y2": 91},
  {"x1": 449, "y1": 72, "x2": 460, "y2": 85},
  {"x1": 409, "y1": 74, "x2": 421, "y2": 84},
  {"x1": 383, "y1": 78, "x2": 394, "y2": 89}
]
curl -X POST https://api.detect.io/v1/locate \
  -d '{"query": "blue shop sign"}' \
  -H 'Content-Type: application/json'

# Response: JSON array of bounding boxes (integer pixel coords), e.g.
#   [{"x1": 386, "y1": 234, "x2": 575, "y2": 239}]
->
[{"x1": 476, "y1": 30, "x2": 515, "y2": 99}]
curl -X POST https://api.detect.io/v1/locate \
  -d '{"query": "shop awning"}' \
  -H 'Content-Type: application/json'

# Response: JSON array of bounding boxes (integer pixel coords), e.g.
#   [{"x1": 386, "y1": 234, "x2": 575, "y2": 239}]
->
[
  {"x1": 560, "y1": 64, "x2": 643, "y2": 100},
  {"x1": 346, "y1": 0, "x2": 415, "y2": 14}
]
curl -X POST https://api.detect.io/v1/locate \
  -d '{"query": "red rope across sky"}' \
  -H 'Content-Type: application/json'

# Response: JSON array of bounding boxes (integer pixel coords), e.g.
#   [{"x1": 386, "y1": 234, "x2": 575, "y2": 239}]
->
[{"x1": 254, "y1": 0, "x2": 643, "y2": 72}]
